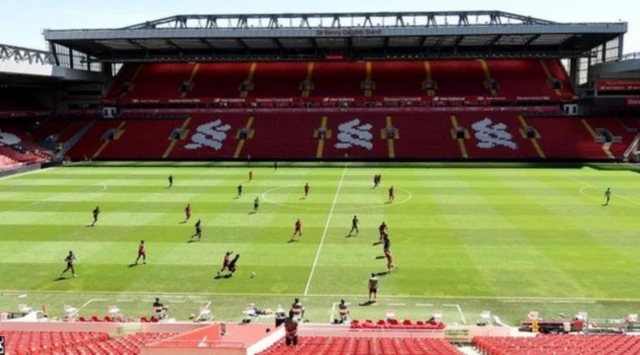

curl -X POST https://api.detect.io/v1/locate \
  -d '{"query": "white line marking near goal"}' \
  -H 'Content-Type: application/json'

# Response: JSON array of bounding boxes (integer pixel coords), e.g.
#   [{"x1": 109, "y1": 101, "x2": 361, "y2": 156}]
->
[
  {"x1": 416, "y1": 303, "x2": 433, "y2": 307},
  {"x1": 99, "y1": 184, "x2": 107, "y2": 192},
  {"x1": 444, "y1": 304, "x2": 467, "y2": 325},
  {"x1": 204, "y1": 301, "x2": 212, "y2": 309},
  {"x1": 304, "y1": 163, "x2": 348, "y2": 296},
  {"x1": 0, "y1": 167, "x2": 57, "y2": 182},
  {"x1": 388, "y1": 303, "x2": 406, "y2": 306},
  {"x1": 502, "y1": 299, "x2": 595, "y2": 304},
  {"x1": 330, "y1": 302, "x2": 337, "y2": 323},
  {"x1": 168, "y1": 300, "x2": 186, "y2": 303},
  {"x1": 79, "y1": 298, "x2": 107, "y2": 310}
]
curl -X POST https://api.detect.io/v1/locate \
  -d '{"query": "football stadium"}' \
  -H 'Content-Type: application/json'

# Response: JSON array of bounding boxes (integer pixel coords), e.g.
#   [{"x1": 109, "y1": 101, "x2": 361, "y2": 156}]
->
[{"x1": 0, "y1": 5, "x2": 640, "y2": 355}]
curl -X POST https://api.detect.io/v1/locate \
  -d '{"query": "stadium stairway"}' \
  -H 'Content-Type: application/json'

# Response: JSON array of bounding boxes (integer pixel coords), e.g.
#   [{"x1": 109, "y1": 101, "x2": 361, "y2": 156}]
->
[
  {"x1": 487, "y1": 60, "x2": 560, "y2": 99},
  {"x1": 585, "y1": 117, "x2": 638, "y2": 159},
  {"x1": 99, "y1": 119, "x2": 184, "y2": 159},
  {"x1": 66, "y1": 120, "x2": 126, "y2": 160},
  {"x1": 528, "y1": 117, "x2": 611, "y2": 160},
  {"x1": 124, "y1": 63, "x2": 194, "y2": 101}
]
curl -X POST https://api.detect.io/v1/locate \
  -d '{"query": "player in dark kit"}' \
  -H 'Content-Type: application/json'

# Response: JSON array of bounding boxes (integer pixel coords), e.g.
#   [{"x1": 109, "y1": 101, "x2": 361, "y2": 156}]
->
[
  {"x1": 168, "y1": 175, "x2": 173, "y2": 188},
  {"x1": 191, "y1": 219, "x2": 202, "y2": 241},
  {"x1": 378, "y1": 222, "x2": 388, "y2": 243},
  {"x1": 237, "y1": 184, "x2": 243, "y2": 198},
  {"x1": 60, "y1": 250, "x2": 77, "y2": 278},
  {"x1": 91, "y1": 206, "x2": 100, "y2": 226},
  {"x1": 304, "y1": 183, "x2": 310, "y2": 198},
  {"x1": 135, "y1": 240, "x2": 146, "y2": 265},
  {"x1": 388, "y1": 186, "x2": 395, "y2": 203},
  {"x1": 348, "y1": 215, "x2": 359, "y2": 236},
  {"x1": 227, "y1": 254, "x2": 240, "y2": 276},
  {"x1": 249, "y1": 170, "x2": 253, "y2": 182},
  {"x1": 217, "y1": 251, "x2": 233, "y2": 277},
  {"x1": 291, "y1": 218, "x2": 302, "y2": 241},
  {"x1": 382, "y1": 234, "x2": 391, "y2": 253},
  {"x1": 185, "y1": 203, "x2": 192, "y2": 221},
  {"x1": 254, "y1": 197, "x2": 260, "y2": 213}
]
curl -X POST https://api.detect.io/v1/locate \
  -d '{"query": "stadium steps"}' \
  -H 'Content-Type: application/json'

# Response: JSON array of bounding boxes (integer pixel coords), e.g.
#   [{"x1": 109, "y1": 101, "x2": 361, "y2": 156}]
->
[
  {"x1": 56, "y1": 120, "x2": 95, "y2": 159},
  {"x1": 586, "y1": 118, "x2": 637, "y2": 159},
  {"x1": 302, "y1": 62, "x2": 315, "y2": 97},
  {"x1": 180, "y1": 63, "x2": 201, "y2": 98},
  {"x1": 314, "y1": 115, "x2": 330, "y2": 159},
  {"x1": 581, "y1": 119, "x2": 616, "y2": 159},
  {"x1": 99, "y1": 119, "x2": 184, "y2": 159},
  {"x1": 450, "y1": 115, "x2": 470, "y2": 159},
  {"x1": 623, "y1": 132, "x2": 640, "y2": 161},
  {"x1": 488, "y1": 60, "x2": 555, "y2": 98},
  {"x1": 162, "y1": 116, "x2": 193, "y2": 159},
  {"x1": 429, "y1": 60, "x2": 486, "y2": 97},
  {"x1": 233, "y1": 116, "x2": 255, "y2": 158},
  {"x1": 479, "y1": 59, "x2": 497, "y2": 96},
  {"x1": 517, "y1": 115, "x2": 546, "y2": 159},
  {"x1": 539, "y1": 59, "x2": 564, "y2": 96},
  {"x1": 239, "y1": 62, "x2": 258, "y2": 98}
]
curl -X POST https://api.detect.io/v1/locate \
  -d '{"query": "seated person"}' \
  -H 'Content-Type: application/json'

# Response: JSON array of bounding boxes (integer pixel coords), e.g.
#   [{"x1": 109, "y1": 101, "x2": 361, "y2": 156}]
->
[
  {"x1": 153, "y1": 298, "x2": 168, "y2": 319},
  {"x1": 290, "y1": 298, "x2": 305, "y2": 320},
  {"x1": 337, "y1": 299, "x2": 349, "y2": 323}
]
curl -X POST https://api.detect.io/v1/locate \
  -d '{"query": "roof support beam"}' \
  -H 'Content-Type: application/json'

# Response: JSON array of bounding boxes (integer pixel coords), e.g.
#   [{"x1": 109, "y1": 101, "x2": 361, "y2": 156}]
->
[
  {"x1": 166, "y1": 39, "x2": 182, "y2": 50},
  {"x1": 488, "y1": 35, "x2": 502, "y2": 46},
  {"x1": 525, "y1": 34, "x2": 541, "y2": 46},
  {"x1": 236, "y1": 38, "x2": 249, "y2": 49},
  {"x1": 199, "y1": 39, "x2": 214, "y2": 49},
  {"x1": 127, "y1": 40, "x2": 147, "y2": 51},
  {"x1": 273, "y1": 38, "x2": 284, "y2": 50}
]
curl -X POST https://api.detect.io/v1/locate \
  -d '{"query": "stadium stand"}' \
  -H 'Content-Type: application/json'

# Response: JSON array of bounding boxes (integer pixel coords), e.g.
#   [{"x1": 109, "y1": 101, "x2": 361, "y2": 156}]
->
[
  {"x1": 474, "y1": 335, "x2": 640, "y2": 355},
  {"x1": 58, "y1": 111, "x2": 637, "y2": 161},
  {"x1": 258, "y1": 336, "x2": 462, "y2": 355},
  {"x1": 2, "y1": 330, "x2": 176, "y2": 355},
  {"x1": 106, "y1": 59, "x2": 573, "y2": 102}
]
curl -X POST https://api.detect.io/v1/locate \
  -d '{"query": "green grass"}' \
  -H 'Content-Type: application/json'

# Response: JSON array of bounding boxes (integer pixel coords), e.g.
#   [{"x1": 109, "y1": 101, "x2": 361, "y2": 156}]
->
[{"x1": 0, "y1": 162, "x2": 639, "y2": 325}]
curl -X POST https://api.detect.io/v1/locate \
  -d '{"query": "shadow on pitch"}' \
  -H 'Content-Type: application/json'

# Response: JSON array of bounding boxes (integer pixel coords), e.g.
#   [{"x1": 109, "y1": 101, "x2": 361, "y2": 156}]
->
[
  {"x1": 287, "y1": 239, "x2": 299, "y2": 244},
  {"x1": 128, "y1": 263, "x2": 139, "y2": 268},
  {"x1": 375, "y1": 256, "x2": 385, "y2": 260},
  {"x1": 375, "y1": 271, "x2": 389, "y2": 277},
  {"x1": 248, "y1": 211, "x2": 256, "y2": 215},
  {"x1": 53, "y1": 277, "x2": 66, "y2": 282},
  {"x1": 85, "y1": 225, "x2": 94, "y2": 228},
  {"x1": 358, "y1": 300, "x2": 378, "y2": 307},
  {"x1": 179, "y1": 220, "x2": 188, "y2": 224},
  {"x1": 214, "y1": 274, "x2": 233, "y2": 280}
]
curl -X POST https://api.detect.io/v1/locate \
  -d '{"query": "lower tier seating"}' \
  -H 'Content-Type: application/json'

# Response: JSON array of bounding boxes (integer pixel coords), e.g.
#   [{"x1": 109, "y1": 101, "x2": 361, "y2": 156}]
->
[
  {"x1": 58, "y1": 112, "x2": 633, "y2": 161},
  {"x1": 475, "y1": 335, "x2": 640, "y2": 355},
  {"x1": 258, "y1": 336, "x2": 462, "y2": 355},
  {"x1": 3, "y1": 330, "x2": 176, "y2": 355}
]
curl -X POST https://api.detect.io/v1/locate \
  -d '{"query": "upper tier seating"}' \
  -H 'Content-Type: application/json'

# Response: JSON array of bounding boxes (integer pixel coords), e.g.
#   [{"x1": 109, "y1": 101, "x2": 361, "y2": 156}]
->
[
  {"x1": 475, "y1": 335, "x2": 640, "y2": 355},
  {"x1": 58, "y1": 112, "x2": 632, "y2": 161},
  {"x1": 107, "y1": 59, "x2": 573, "y2": 102},
  {"x1": 258, "y1": 336, "x2": 462, "y2": 355}
]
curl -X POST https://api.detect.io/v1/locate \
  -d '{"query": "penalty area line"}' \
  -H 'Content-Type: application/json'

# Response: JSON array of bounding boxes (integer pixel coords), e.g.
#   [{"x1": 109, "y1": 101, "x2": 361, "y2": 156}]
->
[{"x1": 303, "y1": 163, "x2": 348, "y2": 296}]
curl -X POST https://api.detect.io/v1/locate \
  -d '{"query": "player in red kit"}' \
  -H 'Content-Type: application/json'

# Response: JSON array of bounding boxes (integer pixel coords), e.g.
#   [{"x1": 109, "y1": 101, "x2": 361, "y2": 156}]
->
[
  {"x1": 135, "y1": 240, "x2": 146, "y2": 265},
  {"x1": 388, "y1": 186, "x2": 395, "y2": 203},
  {"x1": 304, "y1": 183, "x2": 310, "y2": 198},
  {"x1": 378, "y1": 222, "x2": 388, "y2": 243},
  {"x1": 185, "y1": 204, "x2": 191, "y2": 221},
  {"x1": 385, "y1": 249, "x2": 397, "y2": 273},
  {"x1": 291, "y1": 218, "x2": 302, "y2": 241},
  {"x1": 249, "y1": 170, "x2": 253, "y2": 182}
]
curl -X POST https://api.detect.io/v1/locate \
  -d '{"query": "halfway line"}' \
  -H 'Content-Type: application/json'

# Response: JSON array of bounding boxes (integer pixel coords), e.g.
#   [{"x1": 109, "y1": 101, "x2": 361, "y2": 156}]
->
[{"x1": 303, "y1": 163, "x2": 348, "y2": 295}]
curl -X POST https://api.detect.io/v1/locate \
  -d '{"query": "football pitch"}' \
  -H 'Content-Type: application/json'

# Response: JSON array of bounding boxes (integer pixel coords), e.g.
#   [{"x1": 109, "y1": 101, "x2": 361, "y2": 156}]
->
[{"x1": 0, "y1": 161, "x2": 639, "y2": 325}]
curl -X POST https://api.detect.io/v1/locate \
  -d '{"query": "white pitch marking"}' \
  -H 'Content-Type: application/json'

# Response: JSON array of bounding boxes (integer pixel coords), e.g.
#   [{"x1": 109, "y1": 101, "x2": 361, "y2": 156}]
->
[
  {"x1": 0, "y1": 167, "x2": 57, "y2": 182},
  {"x1": 330, "y1": 302, "x2": 337, "y2": 323},
  {"x1": 415, "y1": 303, "x2": 433, "y2": 307},
  {"x1": 565, "y1": 174, "x2": 640, "y2": 207},
  {"x1": 388, "y1": 303, "x2": 406, "y2": 306},
  {"x1": 17, "y1": 294, "x2": 27, "y2": 299},
  {"x1": 79, "y1": 298, "x2": 107, "y2": 310},
  {"x1": 502, "y1": 299, "x2": 595, "y2": 304},
  {"x1": 204, "y1": 301, "x2": 212, "y2": 309},
  {"x1": 116, "y1": 299, "x2": 133, "y2": 303},
  {"x1": 444, "y1": 304, "x2": 467, "y2": 325},
  {"x1": 304, "y1": 163, "x2": 349, "y2": 296}
]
